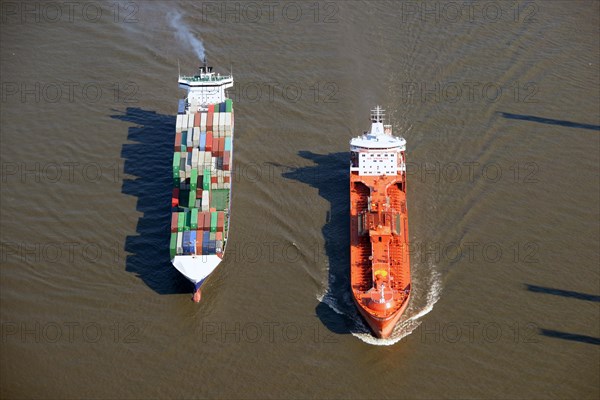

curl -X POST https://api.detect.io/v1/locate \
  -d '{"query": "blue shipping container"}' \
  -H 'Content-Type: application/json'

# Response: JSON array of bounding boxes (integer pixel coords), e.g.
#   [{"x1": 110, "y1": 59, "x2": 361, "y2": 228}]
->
[
  {"x1": 178, "y1": 99, "x2": 186, "y2": 114},
  {"x1": 181, "y1": 131, "x2": 187, "y2": 149},
  {"x1": 202, "y1": 232, "x2": 211, "y2": 254},
  {"x1": 189, "y1": 230, "x2": 197, "y2": 254},
  {"x1": 183, "y1": 231, "x2": 192, "y2": 254},
  {"x1": 219, "y1": 102, "x2": 226, "y2": 113},
  {"x1": 224, "y1": 137, "x2": 231, "y2": 151},
  {"x1": 200, "y1": 132, "x2": 206, "y2": 151}
]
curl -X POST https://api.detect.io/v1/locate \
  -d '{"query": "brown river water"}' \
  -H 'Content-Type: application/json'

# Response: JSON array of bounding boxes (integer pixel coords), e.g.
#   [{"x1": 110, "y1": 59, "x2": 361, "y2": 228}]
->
[{"x1": 1, "y1": 1, "x2": 598, "y2": 398}]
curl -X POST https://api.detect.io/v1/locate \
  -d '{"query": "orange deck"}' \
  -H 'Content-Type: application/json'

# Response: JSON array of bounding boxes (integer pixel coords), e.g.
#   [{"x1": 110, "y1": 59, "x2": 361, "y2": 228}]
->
[{"x1": 350, "y1": 172, "x2": 411, "y2": 338}]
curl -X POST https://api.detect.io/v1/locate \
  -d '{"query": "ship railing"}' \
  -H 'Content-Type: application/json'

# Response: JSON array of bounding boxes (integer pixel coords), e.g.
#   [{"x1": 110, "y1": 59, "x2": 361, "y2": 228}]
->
[{"x1": 180, "y1": 74, "x2": 233, "y2": 83}]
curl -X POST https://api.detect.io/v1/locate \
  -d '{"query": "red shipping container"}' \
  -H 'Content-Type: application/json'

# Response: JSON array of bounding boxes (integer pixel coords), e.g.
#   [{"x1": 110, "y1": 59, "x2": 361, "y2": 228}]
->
[
  {"x1": 196, "y1": 189, "x2": 202, "y2": 198},
  {"x1": 171, "y1": 212, "x2": 178, "y2": 233},
  {"x1": 174, "y1": 132, "x2": 182, "y2": 152},
  {"x1": 212, "y1": 136, "x2": 218, "y2": 157},
  {"x1": 196, "y1": 230, "x2": 203, "y2": 255},
  {"x1": 194, "y1": 113, "x2": 200, "y2": 127},
  {"x1": 224, "y1": 176, "x2": 230, "y2": 183},
  {"x1": 172, "y1": 188, "x2": 180, "y2": 207},
  {"x1": 207, "y1": 108, "x2": 214, "y2": 131},
  {"x1": 223, "y1": 152, "x2": 230, "y2": 171},
  {"x1": 211, "y1": 176, "x2": 218, "y2": 183},
  {"x1": 203, "y1": 212, "x2": 211, "y2": 231},
  {"x1": 217, "y1": 212, "x2": 224, "y2": 232},
  {"x1": 206, "y1": 132, "x2": 213, "y2": 151},
  {"x1": 216, "y1": 232, "x2": 223, "y2": 241},
  {"x1": 197, "y1": 212, "x2": 204, "y2": 230}
]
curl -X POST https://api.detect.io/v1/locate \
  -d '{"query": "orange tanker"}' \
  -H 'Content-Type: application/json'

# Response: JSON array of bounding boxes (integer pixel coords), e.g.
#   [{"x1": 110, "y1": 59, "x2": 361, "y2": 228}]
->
[{"x1": 349, "y1": 106, "x2": 411, "y2": 338}]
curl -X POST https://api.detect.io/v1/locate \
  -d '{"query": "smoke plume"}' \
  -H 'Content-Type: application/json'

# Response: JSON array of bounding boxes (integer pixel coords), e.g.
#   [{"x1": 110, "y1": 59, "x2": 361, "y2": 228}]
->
[{"x1": 169, "y1": 11, "x2": 206, "y2": 61}]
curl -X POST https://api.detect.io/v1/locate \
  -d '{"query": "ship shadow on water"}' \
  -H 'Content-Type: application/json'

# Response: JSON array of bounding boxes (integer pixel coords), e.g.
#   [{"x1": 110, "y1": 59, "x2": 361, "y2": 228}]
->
[
  {"x1": 112, "y1": 107, "x2": 190, "y2": 295},
  {"x1": 524, "y1": 283, "x2": 600, "y2": 346},
  {"x1": 279, "y1": 151, "x2": 357, "y2": 335},
  {"x1": 497, "y1": 112, "x2": 600, "y2": 131}
]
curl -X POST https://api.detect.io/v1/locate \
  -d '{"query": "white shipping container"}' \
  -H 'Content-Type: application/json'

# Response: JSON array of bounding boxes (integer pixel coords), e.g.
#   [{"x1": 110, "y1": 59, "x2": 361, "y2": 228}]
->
[
  {"x1": 193, "y1": 127, "x2": 200, "y2": 148},
  {"x1": 219, "y1": 113, "x2": 225, "y2": 135},
  {"x1": 198, "y1": 151, "x2": 205, "y2": 170},
  {"x1": 177, "y1": 231, "x2": 183, "y2": 255},
  {"x1": 213, "y1": 113, "x2": 220, "y2": 137},
  {"x1": 200, "y1": 113, "x2": 207, "y2": 132},
  {"x1": 192, "y1": 148, "x2": 199, "y2": 168},
  {"x1": 224, "y1": 182, "x2": 230, "y2": 189},
  {"x1": 179, "y1": 157, "x2": 186, "y2": 178},
  {"x1": 176, "y1": 114, "x2": 184, "y2": 132},
  {"x1": 186, "y1": 130, "x2": 193, "y2": 149},
  {"x1": 212, "y1": 156, "x2": 217, "y2": 172},
  {"x1": 187, "y1": 113, "x2": 195, "y2": 129},
  {"x1": 202, "y1": 191, "x2": 209, "y2": 211},
  {"x1": 185, "y1": 154, "x2": 193, "y2": 172}
]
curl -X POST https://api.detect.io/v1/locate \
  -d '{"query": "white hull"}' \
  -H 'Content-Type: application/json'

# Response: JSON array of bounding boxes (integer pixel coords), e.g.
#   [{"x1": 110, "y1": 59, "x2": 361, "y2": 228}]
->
[{"x1": 171, "y1": 255, "x2": 222, "y2": 286}]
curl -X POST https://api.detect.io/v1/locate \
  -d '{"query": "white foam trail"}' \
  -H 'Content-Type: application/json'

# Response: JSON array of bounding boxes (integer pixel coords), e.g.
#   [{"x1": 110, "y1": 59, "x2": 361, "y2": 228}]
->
[
  {"x1": 317, "y1": 290, "x2": 346, "y2": 316},
  {"x1": 168, "y1": 11, "x2": 206, "y2": 61},
  {"x1": 317, "y1": 270, "x2": 442, "y2": 345}
]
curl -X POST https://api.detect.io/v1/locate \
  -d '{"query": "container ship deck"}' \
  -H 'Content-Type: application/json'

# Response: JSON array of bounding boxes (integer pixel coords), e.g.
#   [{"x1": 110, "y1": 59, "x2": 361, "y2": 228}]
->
[
  {"x1": 349, "y1": 106, "x2": 411, "y2": 338},
  {"x1": 169, "y1": 60, "x2": 234, "y2": 302}
]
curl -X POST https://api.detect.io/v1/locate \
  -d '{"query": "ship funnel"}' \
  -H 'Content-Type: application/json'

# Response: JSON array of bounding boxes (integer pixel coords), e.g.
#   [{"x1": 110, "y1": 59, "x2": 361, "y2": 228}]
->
[{"x1": 199, "y1": 57, "x2": 208, "y2": 74}]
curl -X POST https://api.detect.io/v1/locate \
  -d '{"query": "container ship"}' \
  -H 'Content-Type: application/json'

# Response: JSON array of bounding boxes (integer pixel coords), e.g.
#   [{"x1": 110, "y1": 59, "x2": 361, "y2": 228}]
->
[
  {"x1": 170, "y1": 60, "x2": 234, "y2": 302},
  {"x1": 349, "y1": 106, "x2": 411, "y2": 338}
]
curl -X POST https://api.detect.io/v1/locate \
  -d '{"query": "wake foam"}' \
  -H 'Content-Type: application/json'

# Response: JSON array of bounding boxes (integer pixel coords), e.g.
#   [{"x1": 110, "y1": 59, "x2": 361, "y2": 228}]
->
[{"x1": 318, "y1": 266, "x2": 442, "y2": 346}]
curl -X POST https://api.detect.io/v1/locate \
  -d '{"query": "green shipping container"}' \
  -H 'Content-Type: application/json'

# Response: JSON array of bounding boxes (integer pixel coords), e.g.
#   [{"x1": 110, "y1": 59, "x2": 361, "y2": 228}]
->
[
  {"x1": 188, "y1": 190, "x2": 196, "y2": 209},
  {"x1": 184, "y1": 211, "x2": 191, "y2": 231},
  {"x1": 170, "y1": 232, "x2": 177, "y2": 258},
  {"x1": 210, "y1": 211, "x2": 218, "y2": 233},
  {"x1": 173, "y1": 152, "x2": 181, "y2": 178},
  {"x1": 211, "y1": 189, "x2": 229, "y2": 211},
  {"x1": 203, "y1": 169, "x2": 211, "y2": 190},
  {"x1": 191, "y1": 209, "x2": 198, "y2": 229},
  {"x1": 225, "y1": 99, "x2": 232, "y2": 113},
  {"x1": 190, "y1": 169, "x2": 198, "y2": 191},
  {"x1": 177, "y1": 211, "x2": 184, "y2": 232}
]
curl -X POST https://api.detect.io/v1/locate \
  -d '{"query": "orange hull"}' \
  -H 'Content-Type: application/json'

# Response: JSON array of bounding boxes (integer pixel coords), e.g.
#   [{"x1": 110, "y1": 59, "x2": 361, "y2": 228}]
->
[{"x1": 349, "y1": 107, "x2": 411, "y2": 338}]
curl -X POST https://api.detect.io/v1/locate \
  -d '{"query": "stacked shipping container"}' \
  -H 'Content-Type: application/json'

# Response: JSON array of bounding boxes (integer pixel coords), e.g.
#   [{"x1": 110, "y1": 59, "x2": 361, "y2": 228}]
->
[{"x1": 170, "y1": 99, "x2": 233, "y2": 258}]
